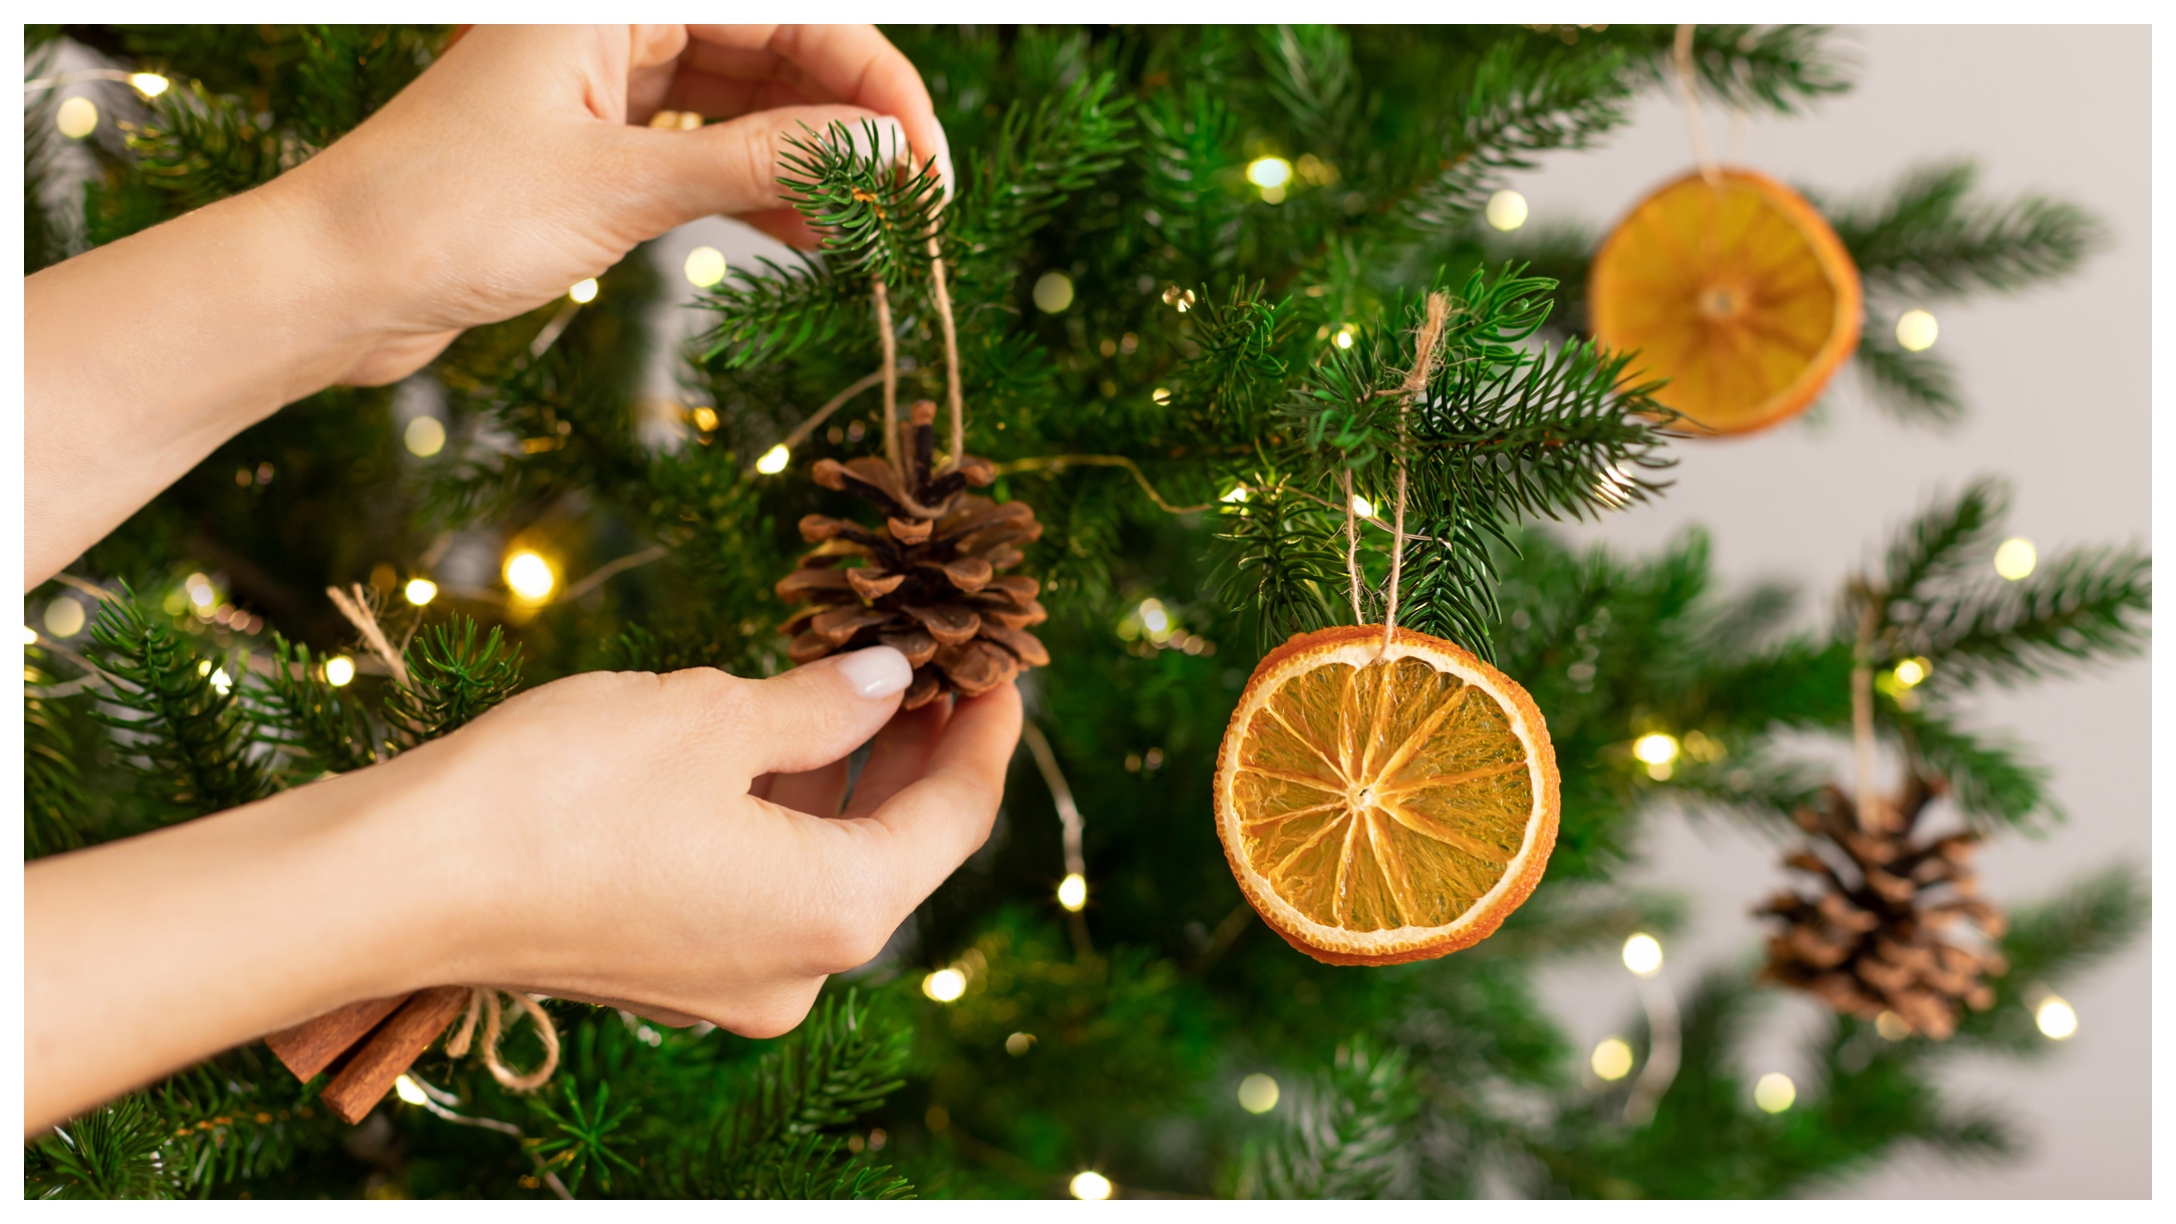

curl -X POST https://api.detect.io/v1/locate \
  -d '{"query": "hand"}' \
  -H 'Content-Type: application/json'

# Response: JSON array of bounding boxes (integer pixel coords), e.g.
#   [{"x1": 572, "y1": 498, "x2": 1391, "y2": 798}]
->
[
  {"x1": 279, "y1": 24, "x2": 950, "y2": 386},
  {"x1": 404, "y1": 647, "x2": 1018, "y2": 1036}
]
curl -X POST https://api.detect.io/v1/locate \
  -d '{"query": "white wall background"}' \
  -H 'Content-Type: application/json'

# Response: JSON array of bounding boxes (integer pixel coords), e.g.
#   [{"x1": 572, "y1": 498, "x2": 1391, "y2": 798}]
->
[{"x1": 654, "y1": 25, "x2": 2152, "y2": 1198}]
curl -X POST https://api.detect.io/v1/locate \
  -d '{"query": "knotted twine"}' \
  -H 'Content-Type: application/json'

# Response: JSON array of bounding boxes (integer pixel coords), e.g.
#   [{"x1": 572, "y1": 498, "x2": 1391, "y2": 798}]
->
[
  {"x1": 325, "y1": 583, "x2": 563, "y2": 1092},
  {"x1": 1342, "y1": 293, "x2": 1452, "y2": 657}
]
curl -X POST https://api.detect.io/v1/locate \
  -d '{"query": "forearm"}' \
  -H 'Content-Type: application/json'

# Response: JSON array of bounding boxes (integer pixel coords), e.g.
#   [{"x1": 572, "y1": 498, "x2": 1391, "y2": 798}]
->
[
  {"x1": 23, "y1": 179, "x2": 376, "y2": 590},
  {"x1": 24, "y1": 758, "x2": 466, "y2": 1135}
]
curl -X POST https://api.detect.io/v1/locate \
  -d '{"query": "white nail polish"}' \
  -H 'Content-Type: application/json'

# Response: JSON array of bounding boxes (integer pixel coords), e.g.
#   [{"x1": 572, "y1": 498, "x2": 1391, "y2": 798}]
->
[{"x1": 832, "y1": 646, "x2": 912, "y2": 698}]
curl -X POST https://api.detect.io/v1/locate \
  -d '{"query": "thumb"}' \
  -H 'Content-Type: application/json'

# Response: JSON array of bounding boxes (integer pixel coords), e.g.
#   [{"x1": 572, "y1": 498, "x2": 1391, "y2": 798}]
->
[
  {"x1": 728, "y1": 647, "x2": 914, "y2": 778},
  {"x1": 632, "y1": 105, "x2": 907, "y2": 231}
]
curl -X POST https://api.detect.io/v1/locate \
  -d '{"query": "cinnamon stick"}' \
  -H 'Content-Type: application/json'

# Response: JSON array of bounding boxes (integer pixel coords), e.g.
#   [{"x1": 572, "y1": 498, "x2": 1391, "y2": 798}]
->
[
  {"x1": 319, "y1": 986, "x2": 470, "y2": 1125},
  {"x1": 265, "y1": 992, "x2": 414, "y2": 1081}
]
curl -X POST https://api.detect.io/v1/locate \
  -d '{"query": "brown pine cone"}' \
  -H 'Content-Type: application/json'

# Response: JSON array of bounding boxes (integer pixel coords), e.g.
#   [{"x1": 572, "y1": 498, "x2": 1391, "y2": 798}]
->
[
  {"x1": 1756, "y1": 771, "x2": 2007, "y2": 1040},
  {"x1": 775, "y1": 399, "x2": 1049, "y2": 709}
]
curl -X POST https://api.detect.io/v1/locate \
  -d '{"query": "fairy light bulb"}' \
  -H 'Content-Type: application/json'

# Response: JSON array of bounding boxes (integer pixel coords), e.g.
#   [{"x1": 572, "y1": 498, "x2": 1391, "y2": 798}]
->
[
  {"x1": 404, "y1": 578, "x2": 438, "y2": 607},
  {"x1": 756, "y1": 444, "x2": 791, "y2": 475},
  {"x1": 1753, "y1": 1072, "x2": 1796, "y2": 1113},
  {"x1": 1350, "y1": 493, "x2": 1374, "y2": 518},
  {"x1": 505, "y1": 550, "x2": 556, "y2": 603},
  {"x1": 1220, "y1": 485, "x2": 1249, "y2": 504},
  {"x1": 683, "y1": 246, "x2": 728, "y2": 288},
  {"x1": 1069, "y1": 1171, "x2": 1113, "y2": 1201},
  {"x1": 1590, "y1": 1037, "x2": 1633, "y2": 1081},
  {"x1": 325, "y1": 656, "x2": 356, "y2": 687},
  {"x1": 2036, "y1": 995, "x2": 2078, "y2": 1040},
  {"x1": 394, "y1": 1075, "x2": 428, "y2": 1106},
  {"x1": 1632, "y1": 733, "x2": 1680, "y2": 766},
  {"x1": 1033, "y1": 271, "x2": 1075, "y2": 314},
  {"x1": 1994, "y1": 537, "x2": 2037, "y2": 581},
  {"x1": 1237, "y1": 1073, "x2": 1280, "y2": 1114},
  {"x1": 1246, "y1": 157, "x2": 1293, "y2": 190},
  {"x1": 1486, "y1": 189, "x2": 1530, "y2": 231},
  {"x1": 22, "y1": 625, "x2": 39, "y2": 645},
  {"x1": 921, "y1": 967, "x2": 966, "y2": 1003},
  {"x1": 56, "y1": 96, "x2": 98, "y2": 139},
  {"x1": 210, "y1": 667, "x2": 233, "y2": 696},
  {"x1": 1622, "y1": 933, "x2": 1663, "y2": 977},
  {"x1": 1895, "y1": 309, "x2": 1939, "y2": 352},
  {"x1": 130, "y1": 72, "x2": 171, "y2": 98},
  {"x1": 404, "y1": 416, "x2": 446, "y2": 457},
  {"x1": 44, "y1": 597, "x2": 86, "y2": 638},
  {"x1": 568, "y1": 278, "x2": 599, "y2": 304},
  {"x1": 1892, "y1": 658, "x2": 1929, "y2": 688},
  {"x1": 1057, "y1": 873, "x2": 1088, "y2": 912}
]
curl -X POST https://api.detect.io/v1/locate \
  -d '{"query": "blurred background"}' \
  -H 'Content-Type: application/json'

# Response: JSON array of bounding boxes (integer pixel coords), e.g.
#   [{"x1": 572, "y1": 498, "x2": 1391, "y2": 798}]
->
[{"x1": 634, "y1": 25, "x2": 2151, "y2": 1198}]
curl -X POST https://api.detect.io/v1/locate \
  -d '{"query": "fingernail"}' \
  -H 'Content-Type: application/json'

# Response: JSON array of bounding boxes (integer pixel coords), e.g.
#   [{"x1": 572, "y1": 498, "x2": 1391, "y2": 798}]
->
[
  {"x1": 831, "y1": 645, "x2": 912, "y2": 699},
  {"x1": 934, "y1": 123, "x2": 956, "y2": 203}
]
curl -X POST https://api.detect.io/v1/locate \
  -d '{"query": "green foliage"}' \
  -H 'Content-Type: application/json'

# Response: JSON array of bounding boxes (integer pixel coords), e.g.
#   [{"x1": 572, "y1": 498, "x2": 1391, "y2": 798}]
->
[
  {"x1": 779, "y1": 119, "x2": 946, "y2": 287},
  {"x1": 86, "y1": 587, "x2": 271, "y2": 820},
  {"x1": 529, "y1": 1079, "x2": 642, "y2": 1196},
  {"x1": 27, "y1": 1095, "x2": 176, "y2": 1199},
  {"x1": 26, "y1": 661, "x2": 88, "y2": 859},
  {"x1": 384, "y1": 619, "x2": 526, "y2": 743},
  {"x1": 1235, "y1": 1038, "x2": 1422, "y2": 1198},
  {"x1": 1826, "y1": 161, "x2": 2102, "y2": 300},
  {"x1": 251, "y1": 634, "x2": 379, "y2": 777}
]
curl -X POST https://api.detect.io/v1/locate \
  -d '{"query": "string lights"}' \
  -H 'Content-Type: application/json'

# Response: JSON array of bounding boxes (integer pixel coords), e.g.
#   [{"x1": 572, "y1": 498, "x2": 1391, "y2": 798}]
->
[
  {"x1": 325, "y1": 656, "x2": 356, "y2": 687},
  {"x1": 504, "y1": 550, "x2": 556, "y2": 603},
  {"x1": 1485, "y1": 189, "x2": 1530, "y2": 231},
  {"x1": 568, "y1": 278, "x2": 599, "y2": 304},
  {"x1": 404, "y1": 578, "x2": 437, "y2": 607},
  {"x1": 1068, "y1": 1170, "x2": 1113, "y2": 1200},
  {"x1": 1236, "y1": 1073, "x2": 1279, "y2": 1113},
  {"x1": 683, "y1": 246, "x2": 728, "y2": 288},
  {"x1": 404, "y1": 416, "x2": 446, "y2": 457},
  {"x1": 1590, "y1": 1037, "x2": 1633, "y2": 1081},
  {"x1": 1622, "y1": 933, "x2": 1663, "y2": 977},
  {"x1": 1994, "y1": 536, "x2": 2037, "y2": 581},
  {"x1": 1033, "y1": 271, "x2": 1075, "y2": 314},
  {"x1": 2036, "y1": 994, "x2": 2078, "y2": 1040},
  {"x1": 755, "y1": 444, "x2": 791, "y2": 475},
  {"x1": 1894, "y1": 309, "x2": 1939, "y2": 352},
  {"x1": 1753, "y1": 1071, "x2": 1797, "y2": 1113}
]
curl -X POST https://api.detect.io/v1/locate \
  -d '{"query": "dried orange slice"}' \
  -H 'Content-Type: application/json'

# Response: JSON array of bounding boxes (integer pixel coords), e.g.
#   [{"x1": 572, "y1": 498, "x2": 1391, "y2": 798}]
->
[
  {"x1": 1589, "y1": 167, "x2": 1862, "y2": 435},
  {"x1": 1214, "y1": 625, "x2": 1560, "y2": 966}
]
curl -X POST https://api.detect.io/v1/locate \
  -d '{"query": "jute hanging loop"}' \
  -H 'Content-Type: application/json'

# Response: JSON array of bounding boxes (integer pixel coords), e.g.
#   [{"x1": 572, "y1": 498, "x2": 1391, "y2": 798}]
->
[{"x1": 445, "y1": 987, "x2": 561, "y2": 1093}]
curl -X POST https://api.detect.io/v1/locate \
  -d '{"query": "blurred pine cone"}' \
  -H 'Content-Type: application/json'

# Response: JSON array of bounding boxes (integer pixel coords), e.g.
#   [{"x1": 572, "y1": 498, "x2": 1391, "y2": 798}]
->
[
  {"x1": 776, "y1": 399, "x2": 1049, "y2": 709},
  {"x1": 1757, "y1": 772, "x2": 2007, "y2": 1039}
]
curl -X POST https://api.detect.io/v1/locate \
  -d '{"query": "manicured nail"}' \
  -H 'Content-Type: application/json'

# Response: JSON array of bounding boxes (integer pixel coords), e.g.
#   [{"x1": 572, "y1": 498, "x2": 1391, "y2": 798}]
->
[
  {"x1": 832, "y1": 645, "x2": 912, "y2": 698},
  {"x1": 933, "y1": 122, "x2": 955, "y2": 203}
]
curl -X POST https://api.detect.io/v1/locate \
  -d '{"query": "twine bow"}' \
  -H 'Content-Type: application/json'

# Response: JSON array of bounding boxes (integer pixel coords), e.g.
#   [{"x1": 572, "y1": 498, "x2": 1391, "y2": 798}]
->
[{"x1": 444, "y1": 988, "x2": 561, "y2": 1092}]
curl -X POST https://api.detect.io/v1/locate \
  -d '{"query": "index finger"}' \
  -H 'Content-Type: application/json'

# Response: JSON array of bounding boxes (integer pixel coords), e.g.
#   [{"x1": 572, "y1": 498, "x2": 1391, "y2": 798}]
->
[
  {"x1": 685, "y1": 24, "x2": 951, "y2": 198},
  {"x1": 841, "y1": 684, "x2": 1021, "y2": 914}
]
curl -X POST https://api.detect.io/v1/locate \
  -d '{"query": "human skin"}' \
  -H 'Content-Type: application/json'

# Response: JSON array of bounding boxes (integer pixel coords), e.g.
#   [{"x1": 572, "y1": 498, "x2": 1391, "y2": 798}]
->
[{"x1": 22, "y1": 25, "x2": 1011, "y2": 1137}]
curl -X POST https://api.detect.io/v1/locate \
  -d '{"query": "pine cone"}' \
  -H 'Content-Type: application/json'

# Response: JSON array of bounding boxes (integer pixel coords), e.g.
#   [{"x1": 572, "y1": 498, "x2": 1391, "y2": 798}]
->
[
  {"x1": 776, "y1": 399, "x2": 1049, "y2": 709},
  {"x1": 1756, "y1": 772, "x2": 2007, "y2": 1040}
]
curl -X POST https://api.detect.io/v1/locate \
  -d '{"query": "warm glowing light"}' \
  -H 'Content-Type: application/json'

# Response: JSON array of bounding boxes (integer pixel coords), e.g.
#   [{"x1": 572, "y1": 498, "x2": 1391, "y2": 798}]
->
[
  {"x1": 325, "y1": 656, "x2": 356, "y2": 687},
  {"x1": 2036, "y1": 995, "x2": 2078, "y2": 1040},
  {"x1": 1350, "y1": 494, "x2": 1375, "y2": 519},
  {"x1": 1895, "y1": 309, "x2": 1939, "y2": 352},
  {"x1": 394, "y1": 1075, "x2": 428, "y2": 1106},
  {"x1": 44, "y1": 597, "x2": 86, "y2": 638},
  {"x1": 1994, "y1": 536, "x2": 2037, "y2": 581},
  {"x1": 1033, "y1": 270, "x2": 1075, "y2": 314},
  {"x1": 683, "y1": 245, "x2": 728, "y2": 288},
  {"x1": 1892, "y1": 658, "x2": 1929, "y2": 688},
  {"x1": 1875, "y1": 1010, "x2": 1911, "y2": 1041},
  {"x1": 1057, "y1": 873, "x2": 1088, "y2": 912},
  {"x1": 1138, "y1": 599, "x2": 1170, "y2": 635},
  {"x1": 1247, "y1": 156, "x2": 1293, "y2": 190},
  {"x1": 1151, "y1": 387, "x2": 1172, "y2": 406},
  {"x1": 210, "y1": 667, "x2": 233, "y2": 696},
  {"x1": 130, "y1": 72, "x2": 171, "y2": 98},
  {"x1": 1632, "y1": 733, "x2": 1680, "y2": 766},
  {"x1": 690, "y1": 406, "x2": 719, "y2": 432},
  {"x1": 922, "y1": 967, "x2": 967, "y2": 1003},
  {"x1": 188, "y1": 578, "x2": 216, "y2": 609},
  {"x1": 56, "y1": 96, "x2": 98, "y2": 139},
  {"x1": 756, "y1": 444, "x2": 792, "y2": 475},
  {"x1": 1622, "y1": 933, "x2": 1663, "y2": 978},
  {"x1": 1237, "y1": 1073, "x2": 1280, "y2": 1114},
  {"x1": 1069, "y1": 1171, "x2": 1113, "y2": 1201},
  {"x1": 404, "y1": 416, "x2": 446, "y2": 457},
  {"x1": 505, "y1": 550, "x2": 556, "y2": 603},
  {"x1": 568, "y1": 278, "x2": 600, "y2": 304},
  {"x1": 1590, "y1": 1037, "x2": 1634, "y2": 1081},
  {"x1": 23, "y1": 625, "x2": 40, "y2": 645},
  {"x1": 1334, "y1": 323, "x2": 1357, "y2": 350},
  {"x1": 404, "y1": 578, "x2": 438, "y2": 607},
  {"x1": 1220, "y1": 485, "x2": 1250, "y2": 504},
  {"x1": 1486, "y1": 189, "x2": 1530, "y2": 231},
  {"x1": 1753, "y1": 1072, "x2": 1796, "y2": 1113}
]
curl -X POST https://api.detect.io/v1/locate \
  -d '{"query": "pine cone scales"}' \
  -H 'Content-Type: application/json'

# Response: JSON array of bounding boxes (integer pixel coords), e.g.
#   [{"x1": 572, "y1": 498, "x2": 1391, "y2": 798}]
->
[
  {"x1": 1758, "y1": 772, "x2": 2007, "y2": 1040},
  {"x1": 777, "y1": 400, "x2": 1049, "y2": 709}
]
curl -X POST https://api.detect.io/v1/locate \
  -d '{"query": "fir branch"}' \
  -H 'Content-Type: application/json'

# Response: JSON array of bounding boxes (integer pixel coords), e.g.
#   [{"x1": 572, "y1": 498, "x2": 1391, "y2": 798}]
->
[
  {"x1": 26, "y1": 664, "x2": 89, "y2": 859},
  {"x1": 1138, "y1": 83, "x2": 1246, "y2": 275},
  {"x1": 384, "y1": 618, "x2": 525, "y2": 744},
  {"x1": 1236, "y1": 1037, "x2": 1421, "y2": 1199},
  {"x1": 778, "y1": 119, "x2": 946, "y2": 287},
  {"x1": 27, "y1": 1095, "x2": 176, "y2": 1200},
  {"x1": 1257, "y1": 24, "x2": 1364, "y2": 155},
  {"x1": 528, "y1": 1078, "x2": 642, "y2": 1197},
  {"x1": 122, "y1": 81, "x2": 285, "y2": 215},
  {"x1": 86, "y1": 587, "x2": 271, "y2": 821},
  {"x1": 287, "y1": 25, "x2": 438, "y2": 148},
  {"x1": 1908, "y1": 545, "x2": 2151, "y2": 692},
  {"x1": 949, "y1": 70, "x2": 1132, "y2": 288},
  {"x1": 1824, "y1": 161, "x2": 2103, "y2": 301},
  {"x1": 1213, "y1": 477, "x2": 1344, "y2": 652},
  {"x1": 1872, "y1": 477, "x2": 2010, "y2": 609},
  {"x1": 1853, "y1": 317, "x2": 1965, "y2": 428},
  {"x1": 1951, "y1": 864, "x2": 2149, "y2": 1055},
  {"x1": 1398, "y1": 38, "x2": 1630, "y2": 237},
  {"x1": 1896, "y1": 709, "x2": 2057, "y2": 831},
  {"x1": 250, "y1": 634, "x2": 379, "y2": 778},
  {"x1": 695, "y1": 255, "x2": 864, "y2": 370},
  {"x1": 676, "y1": 991, "x2": 912, "y2": 1199},
  {"x1": 1169, "y1": 283, "x2": 1289, "y2": 437},
  {"x1": 1618, "y1": 24, "x2": 1855, "y2": 114}
]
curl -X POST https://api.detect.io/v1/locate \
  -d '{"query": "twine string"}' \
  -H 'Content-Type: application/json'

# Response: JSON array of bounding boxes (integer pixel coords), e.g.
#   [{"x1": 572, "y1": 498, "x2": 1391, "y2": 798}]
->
[
  {"x1": 1380, "y1": 293, "x2": 1452, "y2": 654},
  {"x1": 1672, "y1": 24, "x2": 1723, "y2": 188},
  {"x1": 1342, "y1": 468, "x2": 1365, "y2": 625},
  {"x1": 872, "y1": 281, "x2": 902, "y2": 481},
  {"x1": 445, "y1": 987, "x2": 562, "y2": 1093}
]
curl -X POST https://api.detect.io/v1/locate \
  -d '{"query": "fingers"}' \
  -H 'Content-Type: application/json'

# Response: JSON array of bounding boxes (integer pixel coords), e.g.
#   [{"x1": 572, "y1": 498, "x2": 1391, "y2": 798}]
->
[
  {"x1": 684, "y1": 24, "x2": 951, "y2": 200},
  {"x1": 761, "y1": 758, "x2": 849, "y2": 820},
  {"x1": 845, "y1": 683, "x2": 1022, "y2": 912},
  {"x1": 719, "y1": 647, "x2": 913, "y2": 779},
  {"x1": 842, "y1": 700, "x2": 954, "y2": 819},
  {"x1": 630, "y1": 104, "x2": 901, "y2": 230}
]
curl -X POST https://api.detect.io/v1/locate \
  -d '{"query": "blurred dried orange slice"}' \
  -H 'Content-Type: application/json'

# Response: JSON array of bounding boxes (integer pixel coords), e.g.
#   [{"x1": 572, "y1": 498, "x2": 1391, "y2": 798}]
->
[
  {"x1": 1590, "y1": 167, "x2": 1862, "y2": 435},
  {"x1": 1214, "y1": 625, "x2": 1560, "y2": 966}
]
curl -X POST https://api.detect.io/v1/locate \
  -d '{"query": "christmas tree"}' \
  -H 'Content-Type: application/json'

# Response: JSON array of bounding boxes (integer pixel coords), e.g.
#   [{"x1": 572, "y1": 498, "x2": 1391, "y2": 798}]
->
[{"x1": 24, "y1": 24, "x2": 2148, "y2": 1198}]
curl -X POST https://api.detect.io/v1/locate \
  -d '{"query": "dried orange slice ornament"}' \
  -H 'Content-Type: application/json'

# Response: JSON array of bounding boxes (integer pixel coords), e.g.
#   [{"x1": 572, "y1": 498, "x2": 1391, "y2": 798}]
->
[
  {"x1": 1589, "y1": 167, "x2": 1862, "y2": 435},
  {"x1": 1214, "y1": 625, "x2": 1560, "y2": 966}
]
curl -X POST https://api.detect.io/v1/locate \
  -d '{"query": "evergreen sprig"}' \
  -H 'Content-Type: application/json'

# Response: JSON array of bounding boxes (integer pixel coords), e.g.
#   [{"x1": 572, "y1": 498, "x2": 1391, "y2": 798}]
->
[
  {"x1": 26, "y1": 1095, "x2": 176, "y2": 1200},
  {"x1": 777, "y1": 119, "x2": 946, "y2": 287},
  {"x1": 696, "y1": 256, "x2": 863, "y2": 370},
  {"x1": 26, "y1": 663, "x2": 88, "y2": 859},
  {"x1": 1237, "y1": 1037, "x2": 1422, "y2": 1199},
  {"x1": 86, "y1": 587, "x2": 271, "y2": 820},
  {"x1": 384, "y1": 618, "x2": 526, "y2": 743},
  {"x1": 1826, "y1": 161, "x2": 2102, "y2": 301},
  {"x1": 529, "y1": 1078, "x2": 643, "y2": 1197},
  {"x1": 251, "y1": 634, "x2": 379, "y2": 777}
]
